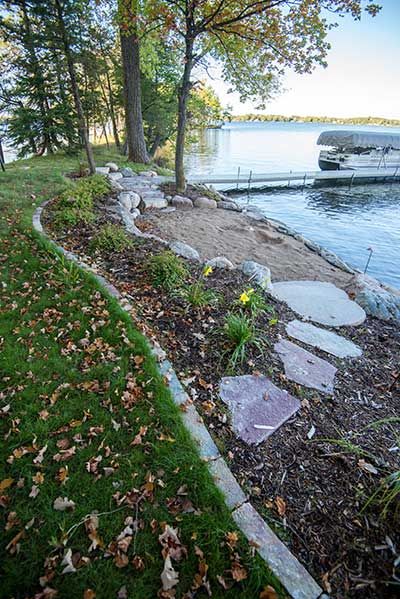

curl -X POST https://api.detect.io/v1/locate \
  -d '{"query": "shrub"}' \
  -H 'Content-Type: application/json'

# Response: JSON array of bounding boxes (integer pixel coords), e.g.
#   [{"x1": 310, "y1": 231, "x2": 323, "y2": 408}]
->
[
  {"x1": 147, "y1": 251, "x2": 188, "y2": 290},
  {"x1": 90, "y1": 224, "x2": 133, "y2": 253},
  {"x1": 223, "y1": 312, "x2": 262, "y2": 368},
  {"x1": 363, "y1": 470, "x2": 400, "y2": 519},
  {"x1": 53, "y1": 206, "x2": 95, "y2": 229},
  {"x1": 54, "y1": 174, "x2": 111, "y2": 229},
  {"x1": 58, "y1": 174, "x2": 111, "y2": 210}
]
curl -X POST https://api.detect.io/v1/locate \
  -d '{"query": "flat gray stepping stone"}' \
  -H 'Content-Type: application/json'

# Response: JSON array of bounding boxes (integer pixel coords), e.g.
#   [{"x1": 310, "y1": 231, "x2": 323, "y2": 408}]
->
[
  {"x1": 219, "y1": 375, "x2": 300, "y2": 445},
  {"x1": 274, "y1": 339, "x2": 336, "y2": 394},
  {"x1": 286, "y1": 320, "x2": 362, "y2": 358},
  {"x1": 272, "y1": 280, "x2": 366, "y2": 327}
]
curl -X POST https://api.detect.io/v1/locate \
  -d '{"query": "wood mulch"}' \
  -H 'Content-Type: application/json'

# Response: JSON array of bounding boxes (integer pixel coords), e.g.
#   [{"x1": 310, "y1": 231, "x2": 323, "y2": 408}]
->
[{"x1": 44, "y1": 197, "x2": 400, "y2": 599}]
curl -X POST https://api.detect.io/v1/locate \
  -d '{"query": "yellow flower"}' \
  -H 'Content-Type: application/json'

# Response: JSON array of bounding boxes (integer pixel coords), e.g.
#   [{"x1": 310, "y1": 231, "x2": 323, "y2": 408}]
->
[
  {"x1": 203, "y1": 265, "x2": 213, "y2": 277},
  {"x1": 239, "y1": 291, "x2": 251, "y2": 304}
]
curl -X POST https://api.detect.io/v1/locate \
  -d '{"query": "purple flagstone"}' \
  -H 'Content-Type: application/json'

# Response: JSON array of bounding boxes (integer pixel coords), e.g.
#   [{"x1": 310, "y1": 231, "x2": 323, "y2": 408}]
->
[
  {"x1": 219, "y1": 375, "x2": 300, "y2": 445},
  {"x1": 274, "y1": 338, "x2": 337, "y2": 395}
]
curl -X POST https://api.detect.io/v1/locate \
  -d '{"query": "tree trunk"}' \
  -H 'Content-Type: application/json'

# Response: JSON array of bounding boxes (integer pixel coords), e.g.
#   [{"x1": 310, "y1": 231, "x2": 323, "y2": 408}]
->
[
  {"x1": 53, "y1": 0, "x2": 96, "y2": 174},
  {"x1": 105, "y1": 67, "x2": 121, "y2": 152},
  {"x1": 119, "y1": 1, "x2": 149, "y2": 164},
  {"x1": 175, "y1": 38, "x2": 194, "y2": 193}
]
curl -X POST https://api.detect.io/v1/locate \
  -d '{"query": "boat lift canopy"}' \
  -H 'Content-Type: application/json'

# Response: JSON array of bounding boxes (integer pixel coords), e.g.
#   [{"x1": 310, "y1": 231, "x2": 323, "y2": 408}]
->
[{"x1": 317, "y1": 130, "x2": 400, "y2": 150}]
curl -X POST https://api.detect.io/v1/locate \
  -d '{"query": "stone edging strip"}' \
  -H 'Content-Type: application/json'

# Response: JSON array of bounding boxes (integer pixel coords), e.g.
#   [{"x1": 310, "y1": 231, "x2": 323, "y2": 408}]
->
[{"x1": 33, "y1": 201, "x2": 324, "y2": 599}]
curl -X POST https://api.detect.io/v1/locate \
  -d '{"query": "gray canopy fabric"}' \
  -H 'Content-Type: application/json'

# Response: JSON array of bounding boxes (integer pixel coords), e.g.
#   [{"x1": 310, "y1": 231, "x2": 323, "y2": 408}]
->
[{"x1": 317, "y1": 130, "x2": 400, "y2": 149}]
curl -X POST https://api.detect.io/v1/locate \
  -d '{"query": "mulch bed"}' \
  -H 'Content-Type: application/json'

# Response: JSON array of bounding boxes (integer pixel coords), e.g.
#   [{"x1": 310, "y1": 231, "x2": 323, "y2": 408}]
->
[{"x1": 44, "y1": 196, "x2": 400, "y2": 599}]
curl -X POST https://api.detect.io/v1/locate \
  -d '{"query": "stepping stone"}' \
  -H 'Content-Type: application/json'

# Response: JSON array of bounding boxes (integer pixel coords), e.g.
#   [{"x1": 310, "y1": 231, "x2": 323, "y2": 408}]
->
[
  {"x1": 219, "y1": 375, "x2": 300, "y2": 445},
  {"x1": 286, "y1": 320, "x2": 362, "y2": 358},
  {"x1": 274, "y1": 339, "x2": 336, "y2": 394},
  {"x1": 272, "y1": 280, "x2": 366, "y2": 327}
]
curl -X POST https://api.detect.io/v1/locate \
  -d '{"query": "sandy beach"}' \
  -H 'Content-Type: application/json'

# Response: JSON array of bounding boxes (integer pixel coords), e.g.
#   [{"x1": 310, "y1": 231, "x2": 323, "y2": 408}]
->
[{"x1": 144, "y1": 208, "x2": 353, "y2": 288}]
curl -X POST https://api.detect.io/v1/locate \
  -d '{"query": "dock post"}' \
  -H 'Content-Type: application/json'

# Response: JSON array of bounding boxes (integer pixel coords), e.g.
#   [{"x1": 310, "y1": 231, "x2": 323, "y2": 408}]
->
[
  {"x1": 236, "y1": 166, "x2": 241, "y2": 190},
  {"x1": 392, "y1": 166, "x2": 399, "y2": 185},
  {"x1": 0, "y1": 139, "x2": 5, "y2": 172},
  {"x1": 302, "y1": 173, "x2": 307, "y2": 191},
  {"x1": 247, "y1": 170, "x2": 252, "y2": 198},
  {"x1": 288, "y1": 170, "x2": 292, "y2": 188},
  {"x1": 349, "y1": 172, "x2": 355, "y2": 190}
]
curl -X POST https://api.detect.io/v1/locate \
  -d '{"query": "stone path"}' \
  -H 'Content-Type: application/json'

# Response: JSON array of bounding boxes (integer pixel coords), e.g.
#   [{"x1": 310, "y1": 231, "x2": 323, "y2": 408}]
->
[
  {"x1": 220, "y1": 375, "x2": 300, "y2": 445},
  {"x1": 272, "y1": 280, "x2": 366, "y2": 327},
  {"x1": 286, "y1": 319, "x2": 362, "y2": 358},
  {"x1": 274, "y1": 338, "x2": 337, "y2": 394}
]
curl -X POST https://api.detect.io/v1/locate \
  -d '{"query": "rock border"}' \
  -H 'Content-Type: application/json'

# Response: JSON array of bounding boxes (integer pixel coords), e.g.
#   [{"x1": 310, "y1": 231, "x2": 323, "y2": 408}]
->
[{"x1": 33, "y1": 201, "x2": 323, "y2": 599}]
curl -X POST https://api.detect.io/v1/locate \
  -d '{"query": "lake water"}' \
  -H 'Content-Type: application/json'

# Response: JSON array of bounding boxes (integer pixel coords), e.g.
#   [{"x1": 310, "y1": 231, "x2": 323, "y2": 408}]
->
[{"x1": 185, "y1": 121, "x2": 400, "y2": 289}]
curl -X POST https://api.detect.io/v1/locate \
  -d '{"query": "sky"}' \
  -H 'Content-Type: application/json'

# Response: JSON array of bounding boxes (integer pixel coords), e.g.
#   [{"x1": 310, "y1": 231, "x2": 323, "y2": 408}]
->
[{"x1": 207, "y1": 0, "x2": 400, "y2": 119}]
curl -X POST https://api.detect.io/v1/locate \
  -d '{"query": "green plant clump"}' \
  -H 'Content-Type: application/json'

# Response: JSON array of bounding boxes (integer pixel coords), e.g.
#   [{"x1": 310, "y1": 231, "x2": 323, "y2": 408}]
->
[
  {"x1": 54, "y1": 174, "x2": 111, "y2": 229},
  {"x1": 223, "y1": 312, "x2": 262, "y2": 368},
  {"x1": 90, "y1": 223, "x2": 133, "y2": 253},
  {"x1": 147, "y1": 251, "x2": 188, "y2": 290},
  {"x1": 181, "y1": 279, "x2": 218, "y2": 308},
  {"x1": 363, "y1": 470, "x2": 400, "y2": 519}
]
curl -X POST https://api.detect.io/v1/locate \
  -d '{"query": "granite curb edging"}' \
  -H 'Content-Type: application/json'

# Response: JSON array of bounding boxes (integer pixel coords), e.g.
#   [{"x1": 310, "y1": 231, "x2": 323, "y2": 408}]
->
[{"x1": 33, "y1": 201, "x2": 324, "y2": 599}]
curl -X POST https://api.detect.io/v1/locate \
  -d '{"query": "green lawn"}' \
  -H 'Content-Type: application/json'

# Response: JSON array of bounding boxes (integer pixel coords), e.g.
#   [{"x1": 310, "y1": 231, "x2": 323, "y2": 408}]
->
[{"x1": 0, "y1": 148, "x2": 280, "y2": 598}]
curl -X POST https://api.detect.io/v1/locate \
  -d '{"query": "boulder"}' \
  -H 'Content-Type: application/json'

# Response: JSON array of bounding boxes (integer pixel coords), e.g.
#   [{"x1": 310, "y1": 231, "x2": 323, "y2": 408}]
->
[
  {"x1": 217, "y1": 200, "x2": 241, "y2": 212},
  {"x1": 105, "y1": 162, "x2": 119, "y2": 172},
  {"x1": 120, "y1": 167, "x2": 135, "y2": 178},
  {"x1": 241, "y1": 260, "x2": 273, "y2": 291},
  {"x1": 169, "y1": 241, "x2": 200, "y2": 261},
  {"x1": 118, "y1": 191, "x2": 141, "y2": 211},
  {"x1": 95, "y1": 166, "x2": 110, "y2": 175},
  {"x1": 109, "y1": 180, "x2": 124, "y2": 192},
  {"x1": 205, "y1": 256, "x2": 234, "y2": 270},
  {"x1": 108, "y1": 171, "x2": 123, "y2": 182},
  {"x1": 139, "y1": 170, "x2": 158, "y2": 177},
  {"x1": 171, "y1": 195, "x2": 194, "y2": 210},
  {"x1": 131, "y1": 208, "x2": 141, "y2": 220},
  {"x1": 345, "y1": 273, "x2": 400, "y2": 322},
  {"x1": 194, "y1": 197, "x2": 217, "y2": 209},
  {"x1": 141, "y1": 196, "x2": 168, "y2": 210}
]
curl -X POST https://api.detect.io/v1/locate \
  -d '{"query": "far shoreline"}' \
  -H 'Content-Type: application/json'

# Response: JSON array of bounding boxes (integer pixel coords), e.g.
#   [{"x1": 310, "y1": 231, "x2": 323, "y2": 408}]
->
[{"x1": 229, "y1": 114, "x2": 400, "y2": 127}]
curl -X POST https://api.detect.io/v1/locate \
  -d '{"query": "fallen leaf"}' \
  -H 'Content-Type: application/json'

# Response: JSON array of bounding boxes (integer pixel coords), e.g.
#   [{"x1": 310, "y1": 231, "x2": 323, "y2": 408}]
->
[
  {"x1": 0, "y1": 478, "x2": 13, "y2": 492},
  {"x1": 53, "y1": 497, "x2": 76, "y2": 511},
  {"x1": 275, "y1": 496, "x2": 286, "y2": 517},
  {"x1": 83, "y1": 590, "x2": 96, "y2": 599},
  {"x1": 260, "y1": 585, "x2": 278, "y2": 599},
  {"x1": 231, "y1": 561, "x2": 248, "y2": 582},
  {"x1": 61, "y1": 548, "x2": 76, "y2": 574},
  {"x1": 161, "y1": 554, "x2": 179, "y2": 591},
  {"x1": 358, "y1": 459, "x2": 378, "y2": 475},
  {"x1": 29, "y1": 485, "x2": 40, "y2": 498}
]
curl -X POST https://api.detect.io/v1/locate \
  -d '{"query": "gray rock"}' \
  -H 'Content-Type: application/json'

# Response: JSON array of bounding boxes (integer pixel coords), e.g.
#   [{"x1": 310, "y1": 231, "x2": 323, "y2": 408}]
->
[
  {"x1": 208, "y1": 458, "x2": 247, "y2": 510},
  {"x1": 272, "y1": 280, "x2": 366, "y2": 327},
  {"x1": 139, "y1": 170, "x2": 158, "y2": 177},
  {"x1": 286, "y1": 320, "x2": 362, "y2": 358},
  {"x1": 205, "y1": 256, "x2": 234, "y2": 270},
  {"x1": 105, "y1": 162, "x2": 119, "y2": 172},
  {"x1": 169, "y1": 241, "x2": 200, "y2": 261},
  {"x1": 118, "y1": 191, "x2": 140, "y2": 211},
  {"x1": 241, "y1": 260, "x2": 273, "y2": 291},
  {"x1": 320, "y1": 248, "x2": 355, "y2": 274},
  {"x1": 108, "y1": 171, "x2": 123, "y2": 182},
  {"x1": 194, "y1": 197, "x2": 217, "y2": 209},
  {"x1": 160, "y1": 207, "x2": 176, "y2": 214},
  {"x1": 141, "y1": 196, "x2": 168, "y2": 210},
  {"x1": 109, "y1": 180, "x2": 124, "y2": 192},
  {"x1": 95, "y1": 166, "x2": 110, "y2": 175},
  {"x1": 217, "y1": 200, "x2": 242, "y2": 212},
  {"x1": 274, "y1": 339, "x2": 337, "y2": 395},
  {"x1": 121, "y1": 167, "x2": 135, "y2": 177},
  {"x1": 219, "y1": 375, "x2": 300, "y2": 445},
  {"x1": 345, "y1": 273, "x2": 400, "y2": 322},
  {"x1": 171, "y1": 195, "x2": 194, "y2": 210},
  {"x1": 131, "y1": 208, "x2": 140, "y2": 219}
]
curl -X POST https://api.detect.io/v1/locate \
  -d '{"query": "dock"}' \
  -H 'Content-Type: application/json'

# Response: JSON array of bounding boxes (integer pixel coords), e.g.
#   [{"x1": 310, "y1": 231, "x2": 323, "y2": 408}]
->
[{"x1": 188, "y1": 167, "x2": 400, "y2": 190}]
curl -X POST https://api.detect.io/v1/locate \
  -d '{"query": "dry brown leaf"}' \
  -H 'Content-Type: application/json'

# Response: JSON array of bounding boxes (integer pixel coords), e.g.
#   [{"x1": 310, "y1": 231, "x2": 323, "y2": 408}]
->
[
  {"x1": 260, "y1": 585, "x2": 278, "y2": 599},
  {"x1": 53, "y1": 496, "x2": 76, "y2": 511},
  {"x1": 231, "y1": 561, "x2": 248, "y2": 582},
  {"x1": 83, "y1": 590, "x2": 96, "y2": 599},
  {"x1": 0, "y1": 478, "x2": 13, "y2": 492},
  {"x1": 274, "y1": 496, "x2": 286, "y2": 517}
]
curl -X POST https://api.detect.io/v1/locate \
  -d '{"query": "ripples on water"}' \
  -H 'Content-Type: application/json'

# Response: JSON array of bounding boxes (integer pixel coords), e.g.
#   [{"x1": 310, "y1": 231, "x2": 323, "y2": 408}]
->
[{"x1": 186, "y1": 122, "x2": 400, "y2": 288}]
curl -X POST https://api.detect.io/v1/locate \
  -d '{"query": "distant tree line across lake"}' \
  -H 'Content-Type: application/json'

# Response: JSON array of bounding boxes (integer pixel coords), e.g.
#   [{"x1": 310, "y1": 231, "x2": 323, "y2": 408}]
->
[{"x1": 231, "y1": 114, "x2": 400, "y2": 127}]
